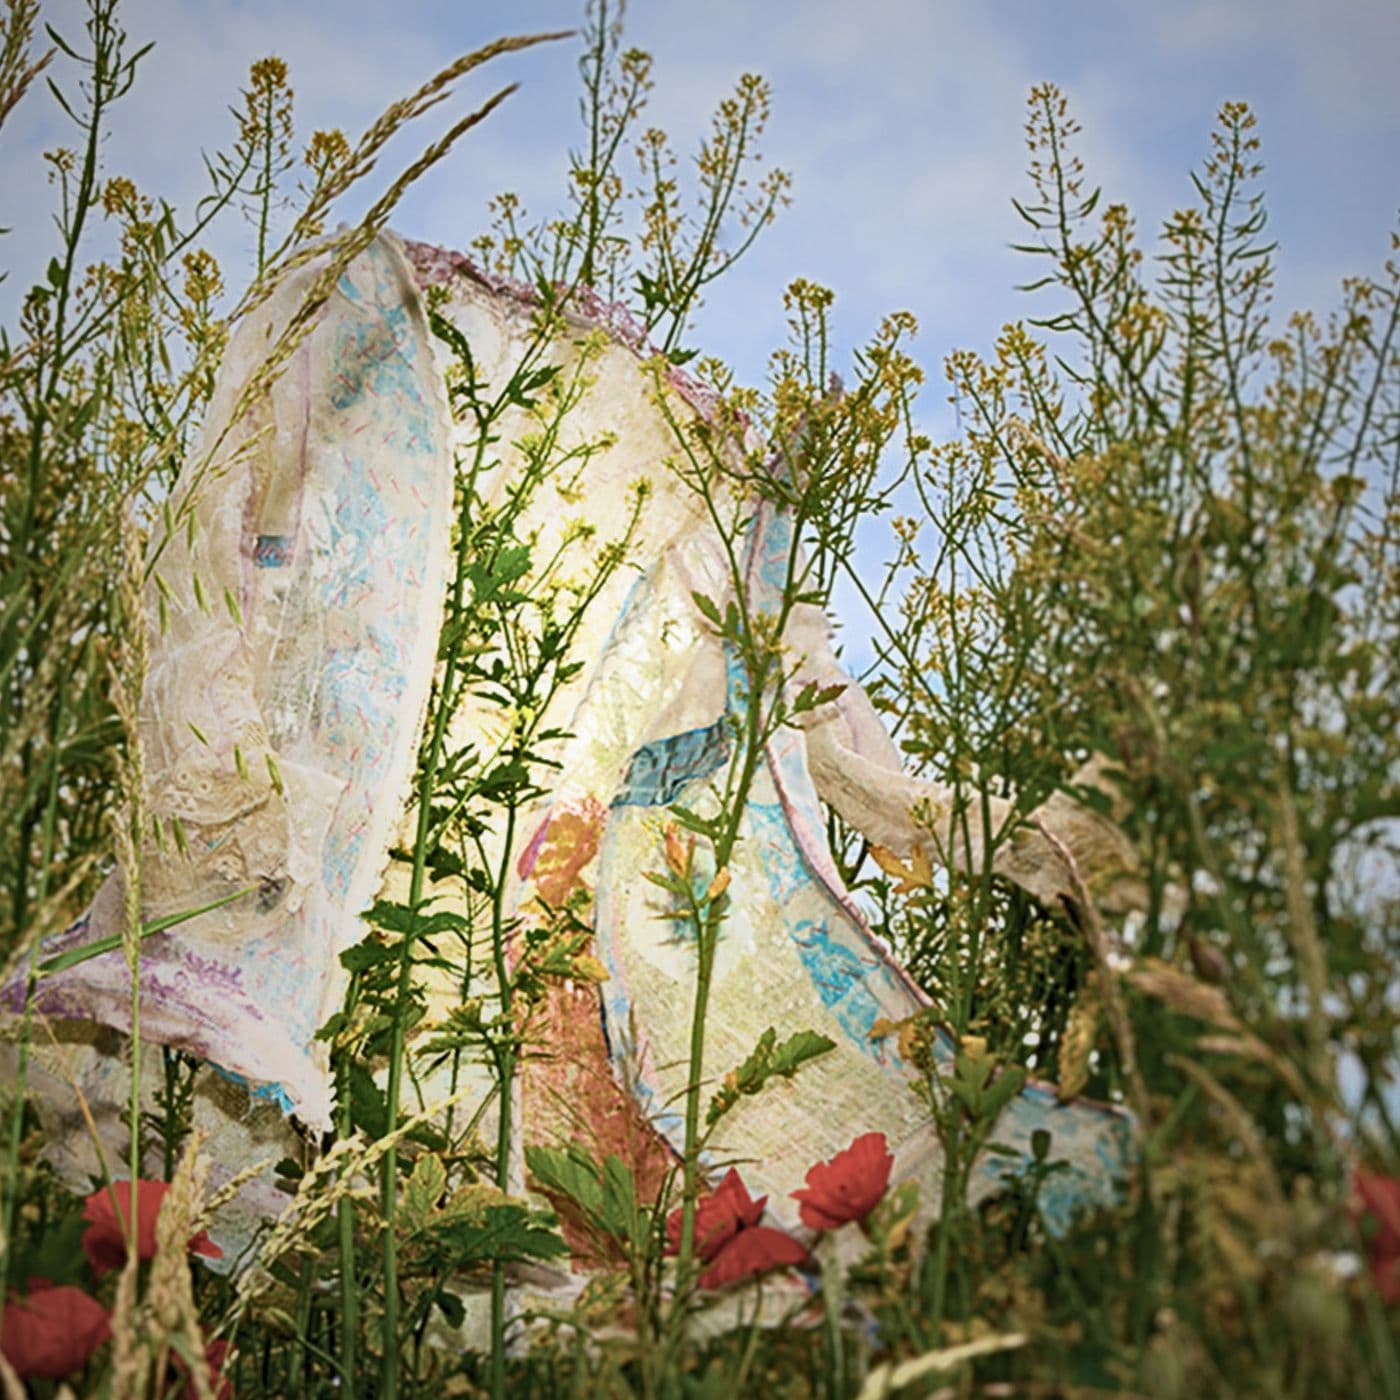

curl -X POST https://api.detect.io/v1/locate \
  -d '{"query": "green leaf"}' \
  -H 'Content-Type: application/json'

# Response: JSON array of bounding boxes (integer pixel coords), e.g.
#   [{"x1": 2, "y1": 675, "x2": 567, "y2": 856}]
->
[
  {"x1": 668, "y1": 804, "x2": 721, "y2": 840},
  {"x1": 950, "y1": 1079, "x2": 983, "y2": 1118},
  {"x1": 348, "y1": 1064, "x2": 388, "y2": 1139},
  {"x1": 314, "y1": 1011, "x2": 347, "y2": 1043},
  {"x1": 433, "y1": 1203, "x2": 569, "y2": 1265},
  {"x1": 339, "y1": 938, "x2": 394, "y2": 973},
  {"x1": 983, "y1": 1066, "x2": 1027, "y2": 1118},
  {"x1": 10, "y1": 1213, "x2": 87, "y2": 1289},
  {"x1": 37, "y1": 885, "x2": 258, "y2": 978},
  {"x1": 769, "y1": 1028, "x2": 837, "y2": 1078},
  {"x1": 600, "y1": 1154, "x2": 641, "y2": 1242},
  {"x1": 362, "y1": 899, "x2": 418, "y2": 934},
  {"x1": 434, "y1": 1288, "x2": 465, "y2": 1328},
  {"x1": 642, "y1": 869, "x2": 688, "y2": 896},
  {"x1": 790, "y1": 680, "x2": 846, "y2": 716},
  {"x1": 708, "y1": 1026, "x2": 836, "y2": 1125},
  {"x1": 400, "y1": 1154, "x2": 447, "y2": 1234},
  {"x1": 691, "y1": 590, "x2": 723, "y2": 627},
  {"x1": 525, "y1": 1143, "x2": 605, "y2": 1222}
]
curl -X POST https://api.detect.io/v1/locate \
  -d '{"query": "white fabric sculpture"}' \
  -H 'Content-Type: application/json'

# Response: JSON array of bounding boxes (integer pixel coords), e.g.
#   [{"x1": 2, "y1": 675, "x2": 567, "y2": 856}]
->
[{"x1": 5, "y1": 232, "x2": 1143, "y2": 1265}]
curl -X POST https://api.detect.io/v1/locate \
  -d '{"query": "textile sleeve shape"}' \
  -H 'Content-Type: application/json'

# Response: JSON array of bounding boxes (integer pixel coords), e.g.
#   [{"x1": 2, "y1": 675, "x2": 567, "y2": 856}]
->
[
  {"x1": 785, "y1": 602, "x2": 1148, "y2": 915},
  {"x1": 8, "y1": 233, "x2": 456, "y2": 1128}
]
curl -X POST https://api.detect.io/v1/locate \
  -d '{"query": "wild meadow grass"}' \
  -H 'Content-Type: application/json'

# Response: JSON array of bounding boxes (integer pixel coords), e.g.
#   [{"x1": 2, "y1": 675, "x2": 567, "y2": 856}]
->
[{"x1": 1, "y1": 2, "x2": 1397, "y2": 1395}]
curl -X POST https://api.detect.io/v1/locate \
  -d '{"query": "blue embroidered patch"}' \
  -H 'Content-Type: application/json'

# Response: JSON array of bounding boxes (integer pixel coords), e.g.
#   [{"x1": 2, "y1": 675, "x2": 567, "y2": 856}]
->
[
  {"x1": 613, "y1": 720, "x2": 730, "y2": 808},
  {"x1": 789, "y1": 917, "x2": 886, "y2": 1050},
  {"x1": 254, "y1": 534, "x2": 292, "y2": 568}
]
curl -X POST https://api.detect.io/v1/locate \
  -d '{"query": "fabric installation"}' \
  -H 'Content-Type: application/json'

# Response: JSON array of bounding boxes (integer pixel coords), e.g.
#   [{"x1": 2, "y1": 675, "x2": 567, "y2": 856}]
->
[{"x1": 4, "y1": 232, "x2": 1144, "y2": 1268}]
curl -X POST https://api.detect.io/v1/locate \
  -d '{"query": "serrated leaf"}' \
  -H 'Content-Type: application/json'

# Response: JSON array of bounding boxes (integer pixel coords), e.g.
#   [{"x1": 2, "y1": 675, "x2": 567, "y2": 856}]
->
[
  {"x1": 769, "y1": 1028, "x2": 837, "y2": 1078},
  {"x1": 340, "y1": 939, "x2": 394, "y2": 973},
  {"x1": 707, "y1": 1026, "x2": 836, "y2": 1125},
  {"x1": 349, "y1": 1064, "x2": 388, "y2": 1139},
  {"x1": 476, "y1": 1203, "x2": 570, "y2": 1262},
  {"x1": 314, "y1": 1011, "x2": 346, "y2": 1043},
  {"x1": 669, "y1": 804, "x2": 721, "y2": 839},
  {"x1": 691, "y1": 590, "x2": 722, "y2": 627},
  {"x1": 908, "y1": 844, "x2": 933, "y2": 887},
  {"x1": 525, "y1": 1144, "x2": 605, "y2": 1221},
  {"x1": 870, "y1": 843, "x2": 925, "y2": 894},
  {"x1": 362, "y1": 899, "x2": 418, "y2": 934},
  {"x1": 401, "y1": 1154, "x2": 447, "y2": 1234},
  {"x1": 600, "y1": 1154, "x2": 640, "y2": 1241}
]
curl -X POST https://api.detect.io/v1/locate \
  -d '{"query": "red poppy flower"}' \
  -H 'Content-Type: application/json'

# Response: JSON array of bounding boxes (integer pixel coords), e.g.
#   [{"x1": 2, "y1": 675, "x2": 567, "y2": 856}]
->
[
  {"x1": 1353, "y1": 1167, "x2": 1400, "y2": 1304},
  {"x1": 791, "y1": 1131, "x2": 893, "y2": 1231},
  {"x1": 0, "y1": 1281, "x2": 110, "y2": 1379},
  {"x1": 662, "y1": 1169, "x2": 807, "y2": 1288},
  {"x1": 664, "y1": 1168, "x2": 766, "y2": 1262},
  {"x1": 182, "y1": 1338, "x2": 234, "y2": 1400},
  {"x1": 82, "y1": 1180, "x2": 222, "y2": 1278},
  {"x1": 698, "y1": 1225, "x2": 809, "y2": 1289}
]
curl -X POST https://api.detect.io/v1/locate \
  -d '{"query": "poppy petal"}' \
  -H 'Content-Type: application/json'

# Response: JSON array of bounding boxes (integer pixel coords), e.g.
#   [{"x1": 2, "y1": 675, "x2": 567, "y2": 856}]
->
[
  {"x1": 81, "y1": 1180, "x2": 222, "y2": 1276},
  {"x1": 791, "y1": 1131, "x2": 893, "y2": 1230},
  {"x1": 0, "y1": 1283, "x2": 109, "y2": 1379},
  {"x1": 698, "y1": 1226, "x2": 809, "y2": 1289},
  {"x1": 665, "y1": 1168, "x2": 767, "y2": 1261}
]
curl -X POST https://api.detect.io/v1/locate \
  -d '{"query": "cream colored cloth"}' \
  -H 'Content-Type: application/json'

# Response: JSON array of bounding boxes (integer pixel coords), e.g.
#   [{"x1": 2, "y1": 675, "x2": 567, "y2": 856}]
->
[{"x1": 5, "y1": 234, "x2": 1143, "y2": 1268}]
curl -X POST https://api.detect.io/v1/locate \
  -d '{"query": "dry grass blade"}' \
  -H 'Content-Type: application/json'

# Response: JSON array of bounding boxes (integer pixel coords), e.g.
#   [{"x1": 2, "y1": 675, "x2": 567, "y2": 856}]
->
[
  {"x1": 1275, "y1": 778, "x2": 1331, "y2": 1090},
  {"x1": 110, "y1": 514, "x2": 148, "y2": 975},
  {"x1": 148, "y1": 1134, "x2": 215, "y2": 1399},
  {"x1": 1164, "y1": 1052, "x2": 1283, "y2": 1203},
  {"x1": 1127, "y1": 957, "x2": 1240, "y2": 1032},
  {"x1": 0, "y1": 0, "x2": 52, "y2": 133},
  {"x1": 230, "y1": 1082, "x2": 479, "y2": 1317},
  {"x1": 305, "y1": 29, "x2": 573, "y2": 222},
  {"x1": 35, "y1": 1012, "x2": 116, "y2": 1187},
  {"x1": 106, "y1": 1242, "x2": 143, "y2": 1400},
  {"x1": 149, "y1": 33, "x2": 556, "y2": 585},
  {"x1": 1057, "y1": 969, "x2": 1101, "y2": 1101},
  {"x1": 1194, "y1": 1032, "x2": 1312, "y2": 1104},
  {"x1": 169, "y1": 76, "x2": 523, "y2": 565},
  {"x1": 195, "y1": 1153, "x2": 279, "y2": 1235},
  {"x1": 0, "y1": 1349, "x2": 23, "y2": 1400},
  {"x1": 856, "y1": 1332, "x2": 1030, "y2": 1399}
]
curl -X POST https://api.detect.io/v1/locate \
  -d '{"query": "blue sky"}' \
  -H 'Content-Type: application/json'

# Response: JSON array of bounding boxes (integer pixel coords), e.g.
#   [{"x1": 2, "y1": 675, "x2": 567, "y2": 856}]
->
[
  {"x1": 5, "y1": 0, "x2": 1397, "y2": 399},
  {"x1": 5, "y1": 0, "x2": 1395, "y2": 669}
]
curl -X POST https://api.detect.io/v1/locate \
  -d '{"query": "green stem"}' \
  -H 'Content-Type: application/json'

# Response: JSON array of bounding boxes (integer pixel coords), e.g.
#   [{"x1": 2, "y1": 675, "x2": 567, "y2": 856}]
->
[
  {"x1": 820, "y1": 1247, "x2": 846, "y2": 1400},
  {"x1": 334, "y1": 970, "x2": 360, "y2": 1393},
  {"x1": 379, "y1": 616, "x2": 472, "y2": 1396},
  {"x1": 673, "y1": 929, "x2": 719, "y2": 1288},
  {"x1": 0, "y1": 678, "x2": 67, "y2": 1330},
  {"x1": 489, "y1": 803, "x2": 519, "y2": 1400},
  {"x1": 290, "y1": 1250, "x2": 314, "y2": 1396},
  {"x1": 336, "y1": 1131, "x2": 358, "y2": 1391},
  {"x1": 928, "y1": 1118, "x2": 962, "y2": 1338}
]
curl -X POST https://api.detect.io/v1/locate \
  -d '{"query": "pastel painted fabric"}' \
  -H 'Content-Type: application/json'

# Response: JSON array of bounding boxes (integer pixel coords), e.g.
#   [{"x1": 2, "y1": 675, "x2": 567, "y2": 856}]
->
[{"x1": 5, "y1": 233, "x2": 1140, "y2": 1259}]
